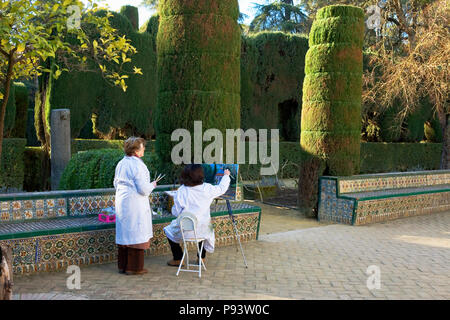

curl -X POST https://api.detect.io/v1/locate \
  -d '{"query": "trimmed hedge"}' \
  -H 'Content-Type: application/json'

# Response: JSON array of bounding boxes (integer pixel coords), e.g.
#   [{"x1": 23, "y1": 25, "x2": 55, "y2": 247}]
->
[
  {"x1": 300, "y1": 5, "x2": 364, "y2": 176},
  {"x1": 55, "y1": 142, "x2": 443, "y2": 190},
  {"x1": 58, "y1": 149, "x2": 160, "y2": 190},
  {"x1": 26, "y1": 109, "x2": 40, "y2": 146},
  {"x1": 2, "y1": 83, "x2": 15, "y2": 137},
  {"x1": 11, "y1": 82, "x2": 28, "y2": 138},
  {"x1": 70, "y1": 139, "x2": 153, "y2": 154},
  {"x1": 240, "y1": 141, "x2": 442, "y2": 180},
  {"x1": 46, "y1": 7, "x2": 156, "y2": 139},
  {"x1": 0, "y1": 138, "x2": 26, "y2": 191},
  {"x1": 241, "y1": 32, "x2": 309, "y2": 141},
  {"x1": 23, "y1": 146, "x2": 50, "y2": 192},
  {"x1": 360, "y1": 142, "x2": 442, "y2": 173},
  {"x1": 120, "y1": 5, "x2": 139, "y2": 30},
  {"x1": 155, "y1": 0, "x2": 241, "y2": 163}
]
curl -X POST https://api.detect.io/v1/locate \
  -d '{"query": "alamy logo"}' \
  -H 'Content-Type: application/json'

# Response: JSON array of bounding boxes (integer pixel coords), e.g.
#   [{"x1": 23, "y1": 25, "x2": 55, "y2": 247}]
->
[
  {"x1": 67, "y1": 5, "x2": 81, "y2": 30},
  {"x1": 171, "y1": 121, "x2": 279, "y2": 175},
  {"x1": 366, "y1": 265, "x2": 381, "y2": 290},
  {"x1": 66, "y1": 265, "x2": 81, "y2": 289},
  {"x1": 366, "y1": 1, "x2": 385, "y2": 31}
]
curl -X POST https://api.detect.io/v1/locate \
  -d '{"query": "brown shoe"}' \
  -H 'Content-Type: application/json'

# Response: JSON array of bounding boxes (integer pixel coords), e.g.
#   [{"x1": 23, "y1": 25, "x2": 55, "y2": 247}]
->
[
  {"x1": 167, "y1": 259, "x2": 184, "y2": 267},
  {"x1": 125, "y1": 268, "x2": 148, "y2": 275}
]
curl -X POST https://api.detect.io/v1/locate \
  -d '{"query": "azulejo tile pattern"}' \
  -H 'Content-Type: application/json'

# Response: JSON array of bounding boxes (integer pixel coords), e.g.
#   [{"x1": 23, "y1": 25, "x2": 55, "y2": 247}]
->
[
  {"x1": 318, "y1": 171, "x2": 450, "y2": 225},
  {"x1": 338, "y1": 171, "x2": 450, "y2": 194},
  {"x1": 318, "y1": 179, "x2": 355, "y2": 225},
  {"x1": 1, "y1": 197, "x2": 67, "y2": 222},
  {"x1": 1, "y1": 211, "x2": 260, "y2": 275},
  {"x1": 0, "y1": 185, "x2": 244, "y2": 223},
  {"x1": 354, "y1": 192, "x2": 450, "y2": 225}
]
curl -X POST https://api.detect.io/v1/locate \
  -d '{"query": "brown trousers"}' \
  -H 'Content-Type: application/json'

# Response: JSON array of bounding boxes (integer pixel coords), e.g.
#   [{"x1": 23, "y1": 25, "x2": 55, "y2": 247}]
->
[{"x1": 117, "y1": 245, "x2": 144, "y2": 272}]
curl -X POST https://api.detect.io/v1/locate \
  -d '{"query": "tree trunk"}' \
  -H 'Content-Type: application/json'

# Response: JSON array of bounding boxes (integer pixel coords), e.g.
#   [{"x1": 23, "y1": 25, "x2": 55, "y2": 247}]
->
[
  {"x1": 297, "y1": 155, "x2": 326, "y2": 218},
  {"x1": 0, "y1": 244, "x2": 13, "y2": 300}
]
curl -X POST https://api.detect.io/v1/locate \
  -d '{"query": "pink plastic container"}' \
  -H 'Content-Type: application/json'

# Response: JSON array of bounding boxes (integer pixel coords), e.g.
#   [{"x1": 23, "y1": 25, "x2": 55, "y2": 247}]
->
[
  {"x1": 98, "y1": 207, "x2": 116, "y2": 223},
  {"x1": 98, "y1": 213, "x2": 116, "y2": 223}
]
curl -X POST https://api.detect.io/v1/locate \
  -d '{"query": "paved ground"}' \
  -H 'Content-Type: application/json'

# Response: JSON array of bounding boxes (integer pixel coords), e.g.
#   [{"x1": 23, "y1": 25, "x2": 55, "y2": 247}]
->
[{"x1": 11, "y1": 202, "x2": 450, "y2": 300}]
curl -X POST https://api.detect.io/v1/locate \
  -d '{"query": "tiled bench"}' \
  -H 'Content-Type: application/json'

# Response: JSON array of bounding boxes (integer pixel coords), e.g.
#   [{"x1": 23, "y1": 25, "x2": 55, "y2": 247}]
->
[
  {"x1": 0, "y1": 185, "x2": 261, "y2": 275},
  {"x1": 318, "y1": 170, "x2": 450, "y2": 225}
]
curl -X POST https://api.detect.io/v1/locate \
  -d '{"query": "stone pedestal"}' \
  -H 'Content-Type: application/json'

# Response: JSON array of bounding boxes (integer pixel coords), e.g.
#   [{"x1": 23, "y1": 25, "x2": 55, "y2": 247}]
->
[{"x1": 50, "y1": 109, "x2": 71, "y2": 190}]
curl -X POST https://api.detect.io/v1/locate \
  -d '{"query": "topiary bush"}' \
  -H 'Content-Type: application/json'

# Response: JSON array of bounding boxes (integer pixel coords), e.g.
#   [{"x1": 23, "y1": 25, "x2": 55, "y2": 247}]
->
[
  {"x1": 241, "y1": 32, "x2": 308, "y2": 141},
  {"x1": 298, "y1": 4, "x2": 364, "y2": 217},
  {"x1": 120, "y1": 5, "x2": 139, "y2": 30},
  {"x1": 155, "y1": 0, "x2": 241, "y2": 163},
  {"x1": 44, "y1": 7, "x2": 156, "y2": 140},
  {"x1": 2, "y1": 83, "x2": 15, "y2": 138},
  {"x1": 11, "y1": 82, "x2": 28, "y2": 138},
  {"x1": 23, "y1": 146, "x2": 50, "y2": 191},
  {"x1": 0, "y1": 138, "x2": 26, "y2": 192},
  {"x1": 58, "y1": 149, "x2": 163, "y2": 190},
  {"x1": 300, "y1": 5, "x2": 364, "y2": 176},
  {"x1": 59, "y1": 149, "x2": 161, "y2": 190}
]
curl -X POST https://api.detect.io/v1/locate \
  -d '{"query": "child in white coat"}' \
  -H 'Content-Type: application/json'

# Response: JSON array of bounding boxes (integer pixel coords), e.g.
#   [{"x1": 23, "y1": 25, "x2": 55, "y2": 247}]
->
[{"x1": 164, "y1": 164, "x2": 230, "y2": 266}]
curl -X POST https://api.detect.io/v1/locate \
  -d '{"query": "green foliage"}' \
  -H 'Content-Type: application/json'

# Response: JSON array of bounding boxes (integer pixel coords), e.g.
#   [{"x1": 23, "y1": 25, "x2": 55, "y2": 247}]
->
[
  {"x1": 2, "y1": 83, "x2": 15, "y2": 137},
  {"x1": 155, "y1": 0, "x2": 241, "y2": 163},
  {"x1": 26, "y1": 109, "x2": 40, "y2": 146},
  {"x1": 378, "y1": 97, "x2": 443, "y2": 143},
  {"x1": 50, "y1": 8, "x2": 157, "y2": 139},
  {"x1": 71, "y1": 139, "x2": 123, "y2": 153},
  {"x1": 140, "y1": 14, "x2": 159, "y2": 51},
  {"x1": 0, "y1": 138, "x2": 26, "y2": 191},
  {"x1": 360, "y1": 142, "x2": 442, "y2": 173},
  {"x1": 249, "y1": 1, "x2": 308, "y2": 34},
  {"x1": 11, "y1": 82, "x2": 28, "y2": 138},
  {"x1": 300, "y1": 5, "x2": 364, "y2": 176},
  {"x1": 59, "y1": 149, "x2": 160, "y2": 190},
  {"x1": 23, "y1": 146, "x2": 49, "y2": 192},
  {"x1": 241, "y1": 32, "x2": 308, "y2": 141},
  {"x1": 120, "y1": 5, "x2": 139, "y2": 30}
]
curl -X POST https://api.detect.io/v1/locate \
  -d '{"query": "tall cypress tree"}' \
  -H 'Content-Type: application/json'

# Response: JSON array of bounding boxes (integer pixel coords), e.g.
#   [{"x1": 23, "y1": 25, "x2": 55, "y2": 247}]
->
[
  {"x1": 298, "y1": 5, "x2": 364, "y2": 216},
  {"x1": 155, "y1": 0, "x2": 241, "y2": 163}
]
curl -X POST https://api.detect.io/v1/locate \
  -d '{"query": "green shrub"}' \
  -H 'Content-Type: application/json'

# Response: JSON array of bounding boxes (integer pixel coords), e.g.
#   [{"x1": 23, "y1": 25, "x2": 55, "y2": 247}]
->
[
  {"x1": 120, "y1": 5, "x2": 139, "y2": 30},
  {"x1": 0, "y1": 138, "x2": 26, "y2": 191},
  {"x1": 23, "y1": 146, "x2": 50, "y2": 191},
  {"x1": 300, "y1": 5, "x2": 364, "y2": 176},
  {"x1": 45, "y1": 7, "x2": 156, "y2": 140},
  {"x1": 239, "y1": 142, "x2": 442, "y2": 180},
  {"x1": 11, "y1": 82, "x2": 28, "y2": 138},
  {"x1": 155, "y1": 0, "x2": 241, "y2": 163},
  {"x1": 360, "y1": 142, "x2": 442, "y2": 173},
  {"x1": 26, "y1": 109, "x2": 40, "y2": 146},
  {"x1": 241, "y1": 32, "x2": 308, "y2": 141},
  {"x1": 59, "y1": 149, "x2": 161, "y2": 190},
  {"x1": 2, "y1": 83, "x2": 15, "y2": 137},
  {"x1": 71, "y1": 139, "x2": 154, "y2": 154}
]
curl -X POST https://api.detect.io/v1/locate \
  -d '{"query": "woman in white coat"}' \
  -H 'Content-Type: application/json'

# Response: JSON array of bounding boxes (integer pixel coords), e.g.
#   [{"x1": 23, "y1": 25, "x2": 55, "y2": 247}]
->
[
  {"x1": 114, "y1": 137, "x2": 157, "y2": 275},
  {"x1": 164, "y1": 164, "x2": 230, "y2": 266}
]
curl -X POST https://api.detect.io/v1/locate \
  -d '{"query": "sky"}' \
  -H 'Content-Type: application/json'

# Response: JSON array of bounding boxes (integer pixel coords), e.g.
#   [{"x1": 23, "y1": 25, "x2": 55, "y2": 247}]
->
[{"x1": 82, "y1": 0, "x2": 269, "y2": 27}]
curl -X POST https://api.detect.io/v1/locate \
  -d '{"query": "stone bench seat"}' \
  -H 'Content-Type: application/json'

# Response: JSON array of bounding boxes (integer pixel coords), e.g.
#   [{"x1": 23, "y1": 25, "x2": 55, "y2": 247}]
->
[
  {"x1": 342, "y1": 184, "x2": 450, "y2": 200},
  {"x1": 0, "y1": 202, "x2": 258, "y2": 241},
  {"x1": 0, "y1": 186, "x2": 261, "y2": 275},
  {"x1": 318, "y1": 170, "x2": 450, "y2": 225}
]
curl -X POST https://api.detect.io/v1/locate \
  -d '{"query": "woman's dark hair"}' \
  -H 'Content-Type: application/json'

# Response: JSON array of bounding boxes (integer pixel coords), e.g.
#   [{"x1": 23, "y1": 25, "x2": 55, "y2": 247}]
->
[{"x1": 180, "y1": 164, "x2": 204, "y2": 187}]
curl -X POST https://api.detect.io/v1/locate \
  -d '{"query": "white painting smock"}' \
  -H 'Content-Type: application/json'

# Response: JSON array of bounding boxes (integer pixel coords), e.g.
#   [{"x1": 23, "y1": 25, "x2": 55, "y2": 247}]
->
[
  {"x1": 114, "y1": 156, "x2": 155, "y2": 245},
  {"x1": 164, "y1": 175, "x2": 230, "y2": 252}
]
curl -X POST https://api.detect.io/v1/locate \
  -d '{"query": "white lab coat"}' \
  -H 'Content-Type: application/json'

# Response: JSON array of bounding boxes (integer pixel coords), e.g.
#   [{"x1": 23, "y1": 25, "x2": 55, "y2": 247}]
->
[
  {"x1": 164, "y1": 175, "x2": 230, "y2": 253},
  {"x1": 113, "y1": 156, "x2": 155, "y2": 245}
]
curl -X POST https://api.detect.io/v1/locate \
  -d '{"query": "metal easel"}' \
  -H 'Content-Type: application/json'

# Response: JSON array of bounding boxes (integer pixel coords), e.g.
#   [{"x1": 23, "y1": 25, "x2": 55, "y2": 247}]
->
[{"x1": 215, "y1": 196, "x2": 248, "y2": 268}]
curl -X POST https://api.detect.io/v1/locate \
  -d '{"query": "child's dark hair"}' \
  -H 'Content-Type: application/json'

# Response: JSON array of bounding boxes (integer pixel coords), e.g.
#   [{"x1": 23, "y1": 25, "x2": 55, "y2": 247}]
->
[{"x1": 180, "y1": 164, "x2": 204, "y2": 187}]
